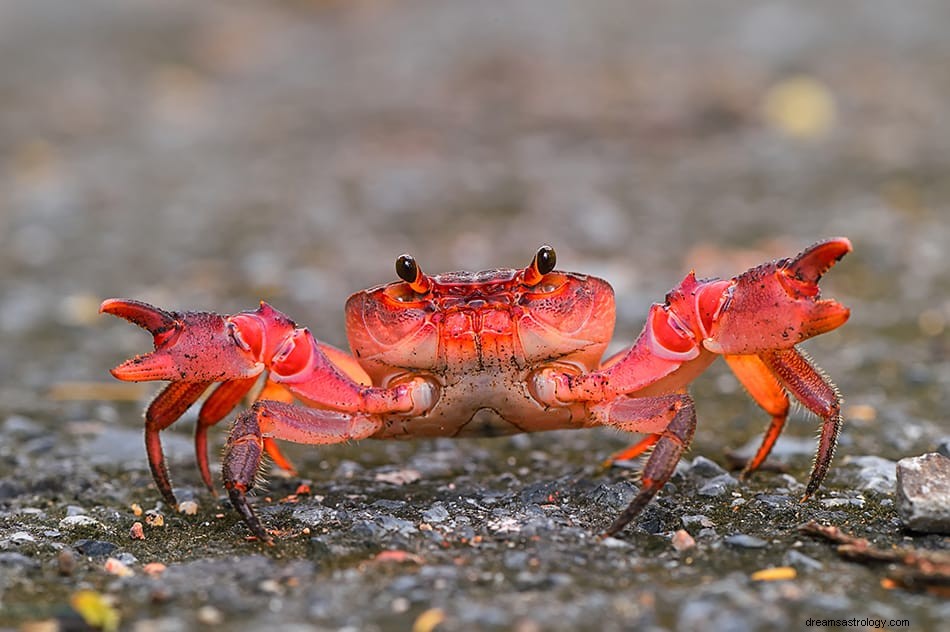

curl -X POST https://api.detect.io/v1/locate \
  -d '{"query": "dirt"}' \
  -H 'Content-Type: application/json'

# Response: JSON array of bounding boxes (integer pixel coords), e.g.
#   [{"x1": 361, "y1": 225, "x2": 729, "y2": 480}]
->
[{"x1": 1, "y1": 1, "x2": 948, "y2": 630}]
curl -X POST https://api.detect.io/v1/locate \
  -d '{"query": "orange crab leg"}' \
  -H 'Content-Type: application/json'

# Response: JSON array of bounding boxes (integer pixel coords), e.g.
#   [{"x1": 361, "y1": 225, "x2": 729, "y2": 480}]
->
[
  {"x1": 146, "y1": 380, "x2": 212, "y2": 506},
  {"x1": 723, "y1": 354, "x2": 790, "y2": 477}
]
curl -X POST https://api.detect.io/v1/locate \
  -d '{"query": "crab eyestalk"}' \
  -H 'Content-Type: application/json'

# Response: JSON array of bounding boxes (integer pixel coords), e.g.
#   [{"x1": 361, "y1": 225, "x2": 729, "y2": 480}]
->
[
  {"x1": 395, "y1": 254, "x2": 431, "y2": 294},
  {"x1": 522, "y1": 245, "x2": 557, "y2": 287}
]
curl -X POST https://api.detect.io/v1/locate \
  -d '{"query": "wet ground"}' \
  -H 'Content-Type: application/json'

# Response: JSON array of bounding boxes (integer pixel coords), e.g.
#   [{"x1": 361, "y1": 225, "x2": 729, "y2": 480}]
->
[{"x1": 1, "y1": 1, "x2": 949, "y2": 630}]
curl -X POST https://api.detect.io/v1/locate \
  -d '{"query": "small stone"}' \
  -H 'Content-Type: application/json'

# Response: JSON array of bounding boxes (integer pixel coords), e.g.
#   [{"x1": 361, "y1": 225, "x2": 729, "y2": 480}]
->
[
  {"x1": 130, "y1": 522, "x2": 146, "y2": 540},
  {"x1": 784, "y1": 549, "x2": 823, "y2": 570},
  {"x1": 144, "y1": 510, "x2": 165, "y2": 527},
  {"x1": 896, "y1": 452, "x2": 950, "y2": 533},
  {"x1": 58, "y1": 515, "x2": 105, "y2": 532},
  {"x1": 724, "y1": 534, "x2": 768, "y2": 549},
  {"x1": 104, "y1": 557, "x2": 134, "y2": 577},
  {"x1": 130, "y1": 503, "x2": 143, "y2": 517},
  {"x1": 841, "y1": 455, "x2": 897, "y2": 494},
  {"x1": 143, "y1": 562, "x2": 167, "y2": 576},
  {"x1": 422, "y1": 503, "x2": 450, "y2": 523},
  {"x1": 690, "y1": 456, "x2": 727, "y2": 478},
  {"x1": 9, "y1": 531, "x2": 35, "y2": 545},
  {"x1": 65, "y1": 505, "x2": 87, "y2": 517},
  {"x1": 177, "y1": 500, "x2": 198, "y2": 515},
  {"x1": 74, "y1": 539, "x2": 118, "y2": 557},
  {"x1": 671, "y1": 529, "x2": 696, "y2": 552},
  {"x1": 57, "y1": 548, "x2": 77, "y2": 576},
  {"x1": 698, "y1": 474, "x2": 738, "y2": 497},
  {"x1": 374, "y1": 468, "x2": 422, "y2": 485},
  {"x1": 937, "y1": 437, "x2": 950, "y2": 458},
  {"x1": 197, "y1": 605, "x2": 223, "y2": 625},
  {"x1": 681, "y1": 514, "x2": 715, "y2": 529}
]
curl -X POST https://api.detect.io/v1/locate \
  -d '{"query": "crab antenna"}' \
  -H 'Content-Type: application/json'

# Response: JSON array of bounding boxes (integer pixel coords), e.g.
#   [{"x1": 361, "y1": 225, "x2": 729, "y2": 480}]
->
[
  {"x1": 395, "y1": 254, "x2": 431, "y2": 294},
  {"x1": 523, "y1": 245, "x2": 557, "y2": 287}
]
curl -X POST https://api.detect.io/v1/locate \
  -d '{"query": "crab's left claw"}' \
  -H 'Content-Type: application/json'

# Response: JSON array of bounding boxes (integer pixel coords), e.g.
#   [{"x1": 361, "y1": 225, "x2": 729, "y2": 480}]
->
[
  {"x1": 101, "y1": 298, "x2": 273, "y2": 507},
  {"x1": 704, "y1": 237, "x2": 852, "y2": 355},
  {"x1": 100, "y1": 299, "x2": 264, "y2": 383}
]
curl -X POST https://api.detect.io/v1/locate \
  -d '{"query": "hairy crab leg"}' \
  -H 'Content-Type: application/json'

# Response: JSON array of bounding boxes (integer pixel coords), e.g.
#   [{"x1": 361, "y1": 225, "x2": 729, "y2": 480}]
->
[
  {"x1": 723, "y1": 354, "x2": 791, "y2": 477},
  {"x1": 759, "y1": 347, "x2": 842, "y2": 498},
  {"x1": 223, "y1": 400, "x2": 383, "y2": 544},
  {"x1": 592, "y1": 393, "x2": 697, "y2": 537},
  {"x1": 146, "y1": 380, "x2": 213, "y2": 506},
  {"x1": 195, "y1": 377, "x2": 259, "y2": 494}
]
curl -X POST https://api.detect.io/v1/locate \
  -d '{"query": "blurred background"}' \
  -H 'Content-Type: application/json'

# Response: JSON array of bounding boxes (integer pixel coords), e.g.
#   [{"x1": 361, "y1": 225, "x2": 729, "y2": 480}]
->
[{"x1": 1, "y1": 0, "x2": 948, "y2": 629}]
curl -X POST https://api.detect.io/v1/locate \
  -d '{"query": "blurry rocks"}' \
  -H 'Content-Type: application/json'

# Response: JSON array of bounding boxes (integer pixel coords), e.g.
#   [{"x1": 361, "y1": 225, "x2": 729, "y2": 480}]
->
[
  {"x1": 896, "y1": 453, "x2": 950, "y2": 533},
  {"x1": 839, "y1": 455, "x2": 897, "y2": 494}
]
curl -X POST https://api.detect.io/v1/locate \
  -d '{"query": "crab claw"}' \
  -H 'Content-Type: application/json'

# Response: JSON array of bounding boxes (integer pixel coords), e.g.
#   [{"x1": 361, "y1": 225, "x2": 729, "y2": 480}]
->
[
  {"x1": 100, "y1": 298, "x2": 265, "y2": 382},
  {"x1": 704, "y1": 238, "x2": 852, "y2": 355}
]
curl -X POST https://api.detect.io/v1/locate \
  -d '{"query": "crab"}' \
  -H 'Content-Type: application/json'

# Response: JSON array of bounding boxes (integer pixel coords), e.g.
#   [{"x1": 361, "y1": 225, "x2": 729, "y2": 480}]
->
[{"x1": 100, "y1": 238, "x2": 852, "y2": 544}]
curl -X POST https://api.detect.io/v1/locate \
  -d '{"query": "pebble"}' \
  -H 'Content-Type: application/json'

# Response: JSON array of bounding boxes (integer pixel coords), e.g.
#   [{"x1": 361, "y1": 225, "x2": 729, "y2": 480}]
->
[
  {"x1": 690, "y1": 456, "x2": 728, "y2": 478},
  {"x1": 698, "y1": 474, "x2": 738, "y2": 497},
  {"x1": 57, "y1": 548, "x2": 77, "y2": 576},
  {"x1": 724, "y1": 534, "x2": 768, "y2": 549},
  {"x1": 58, "y1": 515, "x2": 105, "y2": 532},
  {"x1": 422, "y1": 503, "x2": 450, "y2": 523},
  {"x1": 671, "y1": 529, "x2": 696, "y2": 552},
  {"x1": 74, "y1": 539, "x2": 118, "y2": 557},
  {"x1": 896, "y1": 452, "x2": 950, "y2": 533},
  {"x1": 130, "y1": 521, "x2": 146, "y2": 540},
  {"x1": 840, "y1": 455, "x2": 897, "y2": 494},
  {"x1": 783, "y1": 550, "x2": 823, "y2": 571},
  {"x1": 177, "y1": 501, "x2": 198, "y2": 515}
]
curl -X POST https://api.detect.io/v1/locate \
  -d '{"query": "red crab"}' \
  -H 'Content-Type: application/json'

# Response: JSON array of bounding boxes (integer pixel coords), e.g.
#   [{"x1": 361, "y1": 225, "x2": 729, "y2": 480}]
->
[{"x1": 101, "y1": 238, "x2": 851, "y2": 544}]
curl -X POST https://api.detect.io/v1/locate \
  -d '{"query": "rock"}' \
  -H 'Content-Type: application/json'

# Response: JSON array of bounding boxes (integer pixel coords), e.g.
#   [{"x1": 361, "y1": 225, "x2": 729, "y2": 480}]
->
[
  {"x1": 690, "y1": 456, "x2": 728, "y2": 478},
  {"x1": 896, "y1": 453, "x2": 950, "y2": 533},
  {"x1": 937, "y1": 437, "x2": 950, "y2": 458},
  {"x1": 58, "y1": 515, "x2": 105, "y2": 532},
  {"x1": 422, "y1": 503, "x2": 450, "y2": 523},
  {"x1": 724, "y1": 534, "x2": 768, "y2": 549},
  {"x1": 783, "y1": 549, "x2": 823, "y2": 571},
  {"x1": 698, "y1": 474, "x2": 738, "y2": 497},
  {"x1": 840, "y1": 455, "x2": 897, "y2": 494},
  {"x1": 74, "y1": 539, "x2": 119, "y2": 557}
]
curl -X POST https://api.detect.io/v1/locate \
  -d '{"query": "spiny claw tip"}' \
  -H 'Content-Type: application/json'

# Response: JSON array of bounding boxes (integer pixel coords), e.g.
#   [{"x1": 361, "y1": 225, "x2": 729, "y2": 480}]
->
[{"x1": 100, "y1": 298, "x2": 176, "y2": 334}]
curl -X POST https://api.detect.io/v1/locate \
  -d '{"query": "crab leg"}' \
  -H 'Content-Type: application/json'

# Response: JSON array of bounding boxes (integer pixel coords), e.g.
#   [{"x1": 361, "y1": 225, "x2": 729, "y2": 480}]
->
[
  {"x1": 589, "y1": 393, "x2": 697, "y2": 537},
  {"x1": 146, "y1": 380, "x2": 213, "y2": 506},
  {"x1": 223, "y1": 400, "x2": 383, "y2": 543},
  {"x1": 723, "y1": 354, "x2": 790, "y2": 477},
  {"x1": 194, "y1": 377, "x2": 259, "y2": 494},
  {"x1": 759, "y1": 347, "x2": 842, "y2": 499}
]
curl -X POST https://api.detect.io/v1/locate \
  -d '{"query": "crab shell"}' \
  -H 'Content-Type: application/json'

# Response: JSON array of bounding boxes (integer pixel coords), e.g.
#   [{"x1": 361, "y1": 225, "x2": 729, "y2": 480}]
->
[{"x1": 344, "y1": 268, "x2": 615, "y2": 437}]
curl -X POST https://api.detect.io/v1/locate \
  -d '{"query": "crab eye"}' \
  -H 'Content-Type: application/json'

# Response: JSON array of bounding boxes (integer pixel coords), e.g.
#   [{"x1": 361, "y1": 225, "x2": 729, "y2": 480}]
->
[
  {"x1": 523, "y1": 245, "x2": 557, "y2": 287},
  {"x1": 395, "y1": 253, "x2": 431, "y2": 294},
  {"x1": 535, "y1": 245, "x2": 557, "y2": 275}
]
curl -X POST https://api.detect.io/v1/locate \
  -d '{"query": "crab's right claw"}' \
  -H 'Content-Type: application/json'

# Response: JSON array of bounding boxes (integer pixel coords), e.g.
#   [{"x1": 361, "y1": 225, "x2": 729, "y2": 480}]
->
[
  {"x1": 100, "y1": 299, "x2": 265, "y2": 383},
  {"x1": 704, "y1": 237, "x2": 852, "y2": 355}
]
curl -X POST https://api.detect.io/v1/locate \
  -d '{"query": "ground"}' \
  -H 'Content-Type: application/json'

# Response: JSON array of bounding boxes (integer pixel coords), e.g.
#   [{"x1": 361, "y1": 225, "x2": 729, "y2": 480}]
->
[{"x1": 0, "y1": 1, "x2": 948, "y2": 630}]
